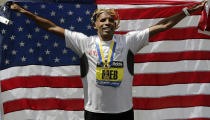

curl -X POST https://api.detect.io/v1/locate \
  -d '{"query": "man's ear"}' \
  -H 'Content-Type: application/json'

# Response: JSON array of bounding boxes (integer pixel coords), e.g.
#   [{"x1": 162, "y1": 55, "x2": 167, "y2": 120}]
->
[{"x1": 93, "y1": 23, "x2": 97, "y2": 29}]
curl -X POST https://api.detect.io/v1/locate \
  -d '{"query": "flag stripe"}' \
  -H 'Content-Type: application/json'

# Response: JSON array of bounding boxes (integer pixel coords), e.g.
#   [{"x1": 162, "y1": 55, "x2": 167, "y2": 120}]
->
[
  {"x1": 116, "y1": 28, "x2": 210, "y2": 40},
  {"x1": 2, "y1": 70, "x2": 210, "y2": 92},
  {"x1": 134, "y1": 60, "x2": 210, "y2": 73},
  {"x1": 117, "y1": 7, "x2": 201, "y2": 20},
  {"x1": 1, "y1": 87, "x2": 84, "y2": 103},
  {"x1": 3, "y1": 98, "x2": 84, "y2": 114},
  {"x1": 2, "y1": 83, "x2": 210, "y2": 103},
  {"x1": 4, "y1": 95, "x2": 210, "y2": 114},
  {"x1": 133, "y1": 83, "x2": 210, "y2": 97},
  {"x1": 0, "y1": 65, "x2": 80, "y2": 81},
  {"x1": 134, "y1": 71, "x2": 210, "y2": 86},
  {"x1": 1, "y1": 76, "x2": 82, "y2": 92},
  {"x1": 96, "y1": 0, "x2": 200, "y2": 5},
  {"x1": 134, "y1": 107, "x2": 210, "y2": 120},
  {"x1": 137, "y1": 39, "x2": 210, "y2": 54},
  {"x1": 3, "y1": 108, "x2": 210, "y2": 120},
  {"x1": 118, "y1": 16, "x2": 200, "y2": 31},
  {"x1": 133, "y1": 95, "x2": 210, "y2": 110},
  {"x1": 135, "y1": 51, "x2": 210, "y2": 63}
]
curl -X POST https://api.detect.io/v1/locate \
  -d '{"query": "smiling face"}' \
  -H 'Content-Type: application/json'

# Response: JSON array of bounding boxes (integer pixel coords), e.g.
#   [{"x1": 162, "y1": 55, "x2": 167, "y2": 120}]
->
[{"x1": 94, "y1": 12, "x2": 116, "y2": 41}]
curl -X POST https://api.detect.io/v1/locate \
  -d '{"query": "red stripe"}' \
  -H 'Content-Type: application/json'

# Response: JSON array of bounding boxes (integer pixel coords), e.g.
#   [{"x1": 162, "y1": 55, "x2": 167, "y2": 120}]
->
[
  {"x1": 135, "y1": 51, "x2": 210, "y2": 63},
  {"x1": 133, "y1": 95, "x2": 210, "y2": 110},
  {"x1": 4, "y1": 95, "x2": 210, "y2": 114},
  {"x1": 96, "y1": 0, "x2": 199, "y2": 5},
  {"x1": 133, "y1": 71, "x2": 210, "y2": 86},
  {"x1": 1, "y1": 76, "x2": 82, "y2": 92},
  {"x1": 115, "y1": 28, "x2": 210, "y2": 41},
  {"x1": 178, "y1": 118, "x2": 210, "y2": 120},
  {"x1": 2, "y1": 71, "x2": 210, "y2": 91},
  {"x1": 3, "y1": 98, "x2": 84, "y2": 114},
  {"x1": 117, "y1": 6, "x2": 201, "y2": 20}
]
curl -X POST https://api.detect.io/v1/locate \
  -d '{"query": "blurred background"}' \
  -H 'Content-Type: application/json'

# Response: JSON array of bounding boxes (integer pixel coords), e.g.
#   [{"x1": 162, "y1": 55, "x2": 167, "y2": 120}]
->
[
  {"x1": 0, "y1": 1, "x2": 7, "y2": 120},
  {"x1": 0, "y1": 0, "x2": 7, "y2": 6}
]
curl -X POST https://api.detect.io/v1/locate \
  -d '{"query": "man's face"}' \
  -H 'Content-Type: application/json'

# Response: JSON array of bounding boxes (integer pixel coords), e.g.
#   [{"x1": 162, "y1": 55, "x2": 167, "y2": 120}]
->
[{"x1": 94, "y1": 12, "x2": 116, "y2": 40}]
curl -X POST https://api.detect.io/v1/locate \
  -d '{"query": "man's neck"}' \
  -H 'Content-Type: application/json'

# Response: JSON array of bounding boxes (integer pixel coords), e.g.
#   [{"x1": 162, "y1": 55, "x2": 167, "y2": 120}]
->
[{"x1": 98, "y1": 34, "x2": 113, "y2": 41}]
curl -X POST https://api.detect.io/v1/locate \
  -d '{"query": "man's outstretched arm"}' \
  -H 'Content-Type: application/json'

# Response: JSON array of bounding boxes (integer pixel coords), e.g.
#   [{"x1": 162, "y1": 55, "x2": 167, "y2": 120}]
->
[
  {"x1": 10, "y1": 3, "x2": 65, "y2": 39},
  {"x1": 149, "y1": 0, "x2": 207, "y2": 38}
]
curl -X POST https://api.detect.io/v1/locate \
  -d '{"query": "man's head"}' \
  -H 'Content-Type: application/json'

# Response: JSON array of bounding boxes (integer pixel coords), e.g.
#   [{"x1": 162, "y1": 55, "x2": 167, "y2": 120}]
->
[{"x1": 91, "y1": 9, "x2": 120, "y2": 41}]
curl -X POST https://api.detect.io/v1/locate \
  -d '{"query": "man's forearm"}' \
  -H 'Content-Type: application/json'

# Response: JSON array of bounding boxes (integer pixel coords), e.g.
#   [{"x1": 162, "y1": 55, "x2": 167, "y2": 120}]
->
[{"x1": 19, "y1": 8, "x2": 57, "y2": 32}]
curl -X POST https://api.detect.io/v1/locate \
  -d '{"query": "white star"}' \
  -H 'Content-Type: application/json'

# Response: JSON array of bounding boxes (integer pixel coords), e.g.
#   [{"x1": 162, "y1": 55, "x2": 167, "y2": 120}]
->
[
  {"x1": 87, "y1": 25, "x2": 92, "y2": 30},
  {"x1": 20, "y1": 41, "x2": 25, "y2": 47},
  {"x1": 38, "y1": 57, "x2": 43, "y2": 62},
  {"x1": 12, "y1": 50, "x2": 17, "y2": 55},
  {"x1": 60, "y1": 18, "x2": 65, "y2": 23},
  {"x1": 51, "y1": 11, "x2": 56, "y2": 16},
  {"x1": 72, "y1": 56, "x2": 77, "y2": 62},
  {"x1": 23, "y1": 5, "x2": 28, "y2": 9},
  {"x1": 17, "y1": 12, "x2": 21, "y2": 16},
  {"x1": 54, "y1": 57, "x2": 60, "y2": 63},
  {"x1": 86, "y1": 10, "x2": 90, "y2": 15},
  {"x1": 69, "y1": 25, "x2": 75, "y2": 30},
  {"x1": 29, "y1": 48, "x2": 34, "y2": 53},
  {"x1": 1, "y1": 29, "x2": 6, "y2": 34},
  {"x1": 54, "y1": 42, "x2": 59, "y2": 47},
  {"x1": 5, "y1": 59, "x2": 10, "y2": 65},
  {"x1": 41, "y1": 4, "x2": 46, "y2": 9},
  {"x1": 77, "y1": 17, "x2": 83, "y2": 22},
  {"x1": 63, "y1": 49, "x2": 68, "y2": 54},
  {"x1": 45, "y1": 49, "x2": 51, "y2": 55},
  {"x1": 21, "y1": 56, "x2": 27, "y2": 62},
  {"x1": 34, "y1": 11, "x2": 39, "y2": 15},
  {"x1": 10, "y1": 35, "x2": 15, "y2": 40},
  {"x1": 26, "y1": 19, "x2": 31, "y2": 24},
  {"x1": 3, "y1": 44, "x2": 8, "y2": 50},
  {"x1": 37, "y1": 42, "x2": 42, "y2": 47},
  {"x1": 44, "y1": 34, "x2": 49, "y2": 40},
  {"x1": 68, "y1": 11, "x2": 73, "y2": 15},
  {"x1": 35, "y1": 27, "x2": 40, "y2": 32},
  {"x1": 75, "y1": 4, "x2": 81, "y2": 8},
  {"x1": 18, "y1": 26, "x2": 23, "y2": 32},
  {"x1": 27, "y1": 34, "x2": 32, "y2": 39},
  {"x1": 58, "y1": 4, "x2": 63, "y2": 9}
]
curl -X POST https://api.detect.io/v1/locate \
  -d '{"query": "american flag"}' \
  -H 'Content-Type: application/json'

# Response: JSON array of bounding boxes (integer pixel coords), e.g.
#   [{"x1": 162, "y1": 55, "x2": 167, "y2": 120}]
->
[{"x1": 1, "y1": 0, "x2": 210, "y2": 120}]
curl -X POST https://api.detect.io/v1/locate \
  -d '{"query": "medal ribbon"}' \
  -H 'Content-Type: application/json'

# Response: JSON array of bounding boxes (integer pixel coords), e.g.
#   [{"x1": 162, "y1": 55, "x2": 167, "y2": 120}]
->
[{"x1": 96, "y1": 40, "x2": 116, "y2": 67}]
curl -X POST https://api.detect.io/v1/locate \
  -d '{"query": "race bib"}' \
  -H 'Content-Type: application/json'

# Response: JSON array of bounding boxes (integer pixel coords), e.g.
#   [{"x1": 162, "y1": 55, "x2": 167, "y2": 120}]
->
[{"x1": 96, "y1": 61, "x2": 123, "y2": 87}]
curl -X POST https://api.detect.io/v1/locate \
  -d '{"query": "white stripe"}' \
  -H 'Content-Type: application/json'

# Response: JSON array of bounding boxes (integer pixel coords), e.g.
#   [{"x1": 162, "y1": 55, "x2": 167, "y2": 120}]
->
[
  {"x1": 138, "y1": 39, "x2": 210, "y2": 53},
  {"x1": 0, "y1": 65, "x2": 80, "y2": 81},
  {"x1": 117, "y1": 15, "x2": 200, "y2": 31},
  {"x1": 133, "y1": 83, "x2": 210, "y2": 97},
  {"x1": 135, "y1": 107, "x2": 210, "y2": 120},
  {"x1": 2, "y1": 83, "x2": 209, "y2": 103},
  {"x1": 97, "y1": 0, "x2": 203, "y2": 9},
  {"x1": 134, "y1": 60, "x2": 210, "y2": 74},
  {"x1": 1, "y1": 88, "x2": 84, "y2": 103},
  {"x1": 3, "y1": 110, "x2": 84, "y2": 120},
  {"x1": 3, "y1": 107, "x2": 210, "y2": 120},
  {"x1": 98, "y1": 4, "x2": 173, "y2": 9}
]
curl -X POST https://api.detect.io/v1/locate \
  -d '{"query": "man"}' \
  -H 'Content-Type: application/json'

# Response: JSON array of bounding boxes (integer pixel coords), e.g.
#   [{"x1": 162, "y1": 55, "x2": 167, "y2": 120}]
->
[{"x1": 10, "y1": 1, "x2": 206, "y2": 120}]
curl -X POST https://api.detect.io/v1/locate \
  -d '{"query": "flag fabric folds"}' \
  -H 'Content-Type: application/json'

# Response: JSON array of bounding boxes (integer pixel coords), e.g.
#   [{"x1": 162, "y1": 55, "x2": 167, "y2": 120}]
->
[{"x1": 1, "y1": 0, "x2": 210, "y2": 120}]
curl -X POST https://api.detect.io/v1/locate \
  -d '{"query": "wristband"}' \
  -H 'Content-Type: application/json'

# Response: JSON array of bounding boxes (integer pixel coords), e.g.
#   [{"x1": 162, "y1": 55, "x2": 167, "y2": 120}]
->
[{"x1": 182, "y1": 7, "x2": 190, "y2": 16}]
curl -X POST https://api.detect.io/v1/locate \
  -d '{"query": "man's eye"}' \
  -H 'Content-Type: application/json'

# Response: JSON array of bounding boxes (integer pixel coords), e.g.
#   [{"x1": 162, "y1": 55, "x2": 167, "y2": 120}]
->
[
  {"x1": 109, "y1": 18, "x2": 114, "y2": 22},
  {"x1": 100, "y1": 19, "x2": 106, "y2": 22}
]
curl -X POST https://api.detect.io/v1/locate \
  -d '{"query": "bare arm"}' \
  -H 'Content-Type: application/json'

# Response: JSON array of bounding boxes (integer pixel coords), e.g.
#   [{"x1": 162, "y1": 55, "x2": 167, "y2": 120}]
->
[
  {"x1": 10, "y1": 3, "x2": 65, "y2": 39},
  {"x1": 149, "y1": 0, "x2": 207, "y2": 38}
]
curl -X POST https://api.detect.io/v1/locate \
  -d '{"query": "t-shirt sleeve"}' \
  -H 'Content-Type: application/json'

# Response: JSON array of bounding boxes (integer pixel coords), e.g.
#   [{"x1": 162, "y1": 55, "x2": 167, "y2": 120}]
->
[
  {"x1": 64, "y1": 29, "x2": 88, "y2": 57},
  {"x1": 126, "y1": 28, "x2": 149, "y2": 54}
]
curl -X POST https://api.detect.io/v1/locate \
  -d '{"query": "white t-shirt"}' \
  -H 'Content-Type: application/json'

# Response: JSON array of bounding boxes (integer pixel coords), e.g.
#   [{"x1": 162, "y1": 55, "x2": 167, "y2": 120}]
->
[{"x1": 65, "y1": 29, "x2": 149, "y2": 113}]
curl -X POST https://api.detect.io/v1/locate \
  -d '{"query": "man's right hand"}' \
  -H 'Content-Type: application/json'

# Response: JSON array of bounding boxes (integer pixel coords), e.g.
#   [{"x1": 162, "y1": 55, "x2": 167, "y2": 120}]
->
[{"x1": 10, "y1": 3, "x2": 24, "y2": 13}]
